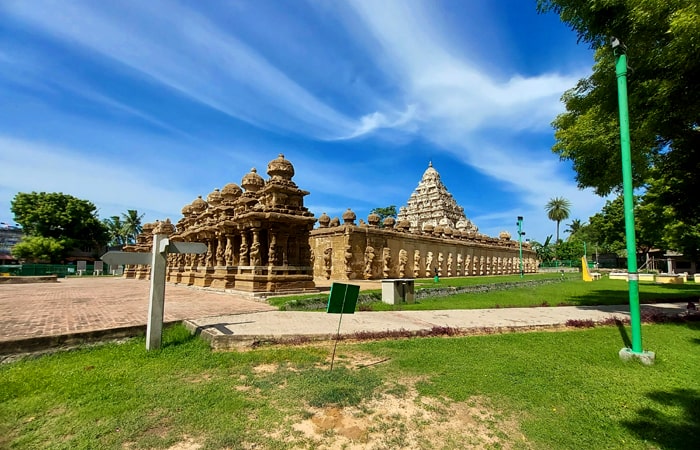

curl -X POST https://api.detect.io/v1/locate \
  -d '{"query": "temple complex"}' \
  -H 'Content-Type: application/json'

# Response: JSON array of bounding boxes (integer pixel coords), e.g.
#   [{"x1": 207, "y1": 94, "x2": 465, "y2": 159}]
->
[
  {"x1": 124, "y1": 158, "x2": 537, "y2": 294},
  {"x1": 309, "y1": 162, "x2": 536, "y2": 281},
  {"x1": 125, "y1": 154, "x2": 317, "y2": 295}
]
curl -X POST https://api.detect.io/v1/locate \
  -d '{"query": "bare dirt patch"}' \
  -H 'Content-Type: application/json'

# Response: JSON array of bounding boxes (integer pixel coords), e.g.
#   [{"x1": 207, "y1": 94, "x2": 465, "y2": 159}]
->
[{"x1": 288, "y1": 381, "x2": 528, "y2": 449}]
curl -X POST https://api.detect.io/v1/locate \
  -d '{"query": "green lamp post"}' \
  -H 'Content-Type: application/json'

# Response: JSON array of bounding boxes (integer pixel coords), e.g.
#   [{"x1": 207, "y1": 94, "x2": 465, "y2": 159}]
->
[
  {"x1": 612, "y1": 37, "x2": 654, "y2": 364},
  {"x1": 517, "y1": 216, "x2": 524, "y2": 278}
]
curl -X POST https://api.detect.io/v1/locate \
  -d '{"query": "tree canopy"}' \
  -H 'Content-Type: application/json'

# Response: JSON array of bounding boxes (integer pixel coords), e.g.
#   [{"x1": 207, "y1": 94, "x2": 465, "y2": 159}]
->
[
  {"x1": 10, "y1": 192, "x2": 109, "y2": 262},
  {"x1": 538, "y1": 0, "x2": 700, "y2": 256},
  {"x1": 370, "y1": 206, "x2": 397, "y2": 227}
]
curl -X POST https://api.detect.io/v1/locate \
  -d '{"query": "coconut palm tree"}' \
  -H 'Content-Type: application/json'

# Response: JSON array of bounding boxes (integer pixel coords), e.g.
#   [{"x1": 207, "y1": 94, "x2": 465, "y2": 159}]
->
[
  {"x1": 122, "y1": 210, "x2": 145, "y2": 244},
  {"x1": 564, "y1": 219, "x2": 584, "y2": 239},
  {"x1": 545, "y1": 197, "x2": 572, "y2": 243},
  {"x1": 103, "y1": 216, "x2": 127, "y2": 247}
]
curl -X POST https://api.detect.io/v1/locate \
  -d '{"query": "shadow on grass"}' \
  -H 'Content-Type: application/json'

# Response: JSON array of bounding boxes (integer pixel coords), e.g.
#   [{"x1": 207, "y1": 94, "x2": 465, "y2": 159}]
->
[
  {"x1": 615, "y1": 319, "x2": 632, "y2": 348},
  {"x1": 622, "y1": 388, "x2": 700, "y2": 450}
]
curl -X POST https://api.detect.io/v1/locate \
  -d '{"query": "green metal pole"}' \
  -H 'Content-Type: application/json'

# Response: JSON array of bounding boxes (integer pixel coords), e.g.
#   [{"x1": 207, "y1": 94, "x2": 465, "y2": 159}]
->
[
  {"x1": 613, "y1": 39, "x2": 643, "y2": 354},
  {"x1": 517, "y1": 216, "x2": 524, "y2": 278}
]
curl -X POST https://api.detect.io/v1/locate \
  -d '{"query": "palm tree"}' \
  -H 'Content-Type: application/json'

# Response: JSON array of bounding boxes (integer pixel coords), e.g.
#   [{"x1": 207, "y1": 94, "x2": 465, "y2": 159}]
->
[
  {"x1": 545, "y1": 197, "x2": 572, "y2": 243},
  {"x1": 122, "y1": 210, "x2": 145, "y2": 244},
  {"x1": 103, "y1": 216, "x2": 127, "y2": 247},
  {"x1": 564, "y1": 219, "x2": 583, "y2": 239}
]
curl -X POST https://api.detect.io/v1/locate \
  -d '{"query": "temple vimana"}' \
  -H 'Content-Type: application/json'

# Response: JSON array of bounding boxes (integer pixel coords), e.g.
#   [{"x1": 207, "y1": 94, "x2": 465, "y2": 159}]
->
[{"x1": 124, "y1": 154, "x2": 537, "y2": 295}]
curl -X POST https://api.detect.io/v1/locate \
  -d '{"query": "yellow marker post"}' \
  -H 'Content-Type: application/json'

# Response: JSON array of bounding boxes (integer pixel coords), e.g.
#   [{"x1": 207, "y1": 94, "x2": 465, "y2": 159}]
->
[{"x1": 581, "y1": 256, "x2": 593, "y2": 282}]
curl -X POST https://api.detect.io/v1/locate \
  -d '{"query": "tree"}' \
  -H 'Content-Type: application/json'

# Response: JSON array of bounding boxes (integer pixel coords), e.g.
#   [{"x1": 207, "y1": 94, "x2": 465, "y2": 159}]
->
[
  {"x1": 10, "y1": 192, "x2": 109, "y2": 261},
  {"x1": 537, "y1": 0, "x2": 700, "y2": 256},
  {"x1": 121, "y1": 209, "x2": 145, "y2": 244},
  {"x1": 103, "y1": 216, "x2": 128, "y2": 247},
  {"x1": 531, "y1": 235, "x2": 555, "y2": 263},
  {"x1": 369, "y1": 206, "x2": 397, "y2": 227},
  {"x1": 564, "y1": 219, "x2": 584, "y2": 239},
  {"x1": 11, "y1": 236, "x2": 66, "y2": 263},
  {"x1": 545, "y1": 197, "x2": 572, "y2": 243}
]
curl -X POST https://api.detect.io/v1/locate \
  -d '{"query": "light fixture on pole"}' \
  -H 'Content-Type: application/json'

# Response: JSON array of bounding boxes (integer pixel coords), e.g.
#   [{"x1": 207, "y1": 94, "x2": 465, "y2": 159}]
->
[
  {"x1": 612, "y1": 36, "x2": 654, "y2": 364},
  {"x1": 517, "y1": 216, "x2": 525, "y2": 278}
]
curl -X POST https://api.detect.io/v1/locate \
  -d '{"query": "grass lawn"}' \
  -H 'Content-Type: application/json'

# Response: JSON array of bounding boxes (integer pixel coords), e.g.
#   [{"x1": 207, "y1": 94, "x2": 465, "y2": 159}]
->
[
  {"x1": 2, "y1": 322, "x2": 699, "y2": 449},
  {"x1": 270, "y1": 274, "x2": 700, "y2": 312}
]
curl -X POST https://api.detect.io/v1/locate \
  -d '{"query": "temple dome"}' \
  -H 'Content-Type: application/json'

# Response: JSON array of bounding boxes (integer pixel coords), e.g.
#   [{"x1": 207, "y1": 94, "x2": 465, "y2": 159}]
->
[
  {"x1": 342, "y1": 208, "x2": 356, "y2": 224},
  {"x1": 190, "y1": 196, "x2": 208, "y2": 213},
  {"x1": 206, "y1": 188, "x2": 222, "y2": 206},
  {"x1": 241, "y1": 168, "x2": 265, "y2": 192},
  {"x1": 267, "y1": 153, "x2": 295, "y2": 181},
  {"x1": 318, "y1": 212, "x2": 331, "y2": 228},
  {"x1": 221, "y1": 183, "x2": 242, "y2": 202}
]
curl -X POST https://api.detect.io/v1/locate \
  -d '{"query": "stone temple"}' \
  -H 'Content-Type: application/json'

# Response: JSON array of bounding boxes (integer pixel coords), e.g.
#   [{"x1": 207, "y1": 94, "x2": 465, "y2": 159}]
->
[
  {"x1": 397, "y1": 161, "x2": 478, "y2": 234},
  {"x1": 124, "y1": 157, "x2": 536, "y2": 295}
]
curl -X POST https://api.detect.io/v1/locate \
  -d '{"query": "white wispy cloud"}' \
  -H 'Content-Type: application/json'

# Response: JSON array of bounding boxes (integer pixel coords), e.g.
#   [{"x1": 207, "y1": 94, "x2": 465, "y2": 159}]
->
[
  {"x1": 337, "y1": 0, "x2": 602, "y2": 240},
  {"x1": 1, "y1": 0, "x2": 388, "y2": 140}
]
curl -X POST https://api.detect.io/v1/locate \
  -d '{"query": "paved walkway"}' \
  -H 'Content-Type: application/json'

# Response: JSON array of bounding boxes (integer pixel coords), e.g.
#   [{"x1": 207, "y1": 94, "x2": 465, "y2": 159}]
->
[
  {"x1": 0, "y1": 277, "x2": 274, "y2": 355},
  {"x1": 0, "y1": 277, "x2": 690, "y2": 356}
]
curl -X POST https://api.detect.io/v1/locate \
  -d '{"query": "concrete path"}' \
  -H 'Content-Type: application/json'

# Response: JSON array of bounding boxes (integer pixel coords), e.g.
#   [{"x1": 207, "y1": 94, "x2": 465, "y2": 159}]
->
[
  {"x1": 0, "y1": 277, "x2": 690, "y2": 356},
  {"x1": 185, "y1": 303, "x2": 689, "y2": 350}
]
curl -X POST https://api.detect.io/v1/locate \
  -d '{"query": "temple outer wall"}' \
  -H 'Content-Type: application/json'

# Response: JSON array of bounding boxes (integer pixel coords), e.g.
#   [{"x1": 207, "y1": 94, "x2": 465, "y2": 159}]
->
[{"x1": 310, "y1": 225, "x2": 537, "y2": 281}]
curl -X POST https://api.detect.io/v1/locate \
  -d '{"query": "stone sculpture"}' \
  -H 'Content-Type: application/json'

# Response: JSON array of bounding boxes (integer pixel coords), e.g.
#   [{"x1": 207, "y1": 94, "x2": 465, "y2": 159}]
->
[
  {"x1": 413, "y1": 249, "x2": 421, "y2": 278},
  {"x1": 364, "y1": 245, "x2": 375, "y2": 279},
  {"x1": 382, "y1": 247, "x2": 391, "y2": 278},
  {"x1": 323, "y1": 247, "x2": 332, "y2": 279},
  {"x1": 398, "y1": 249, "x2": 408, "y2": 278}
]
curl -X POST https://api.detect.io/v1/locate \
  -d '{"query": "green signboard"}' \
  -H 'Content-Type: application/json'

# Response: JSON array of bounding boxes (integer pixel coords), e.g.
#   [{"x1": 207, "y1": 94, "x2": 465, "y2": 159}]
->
[{"x1": 326, "y1": 282, "x2": 360, "y2": 314}]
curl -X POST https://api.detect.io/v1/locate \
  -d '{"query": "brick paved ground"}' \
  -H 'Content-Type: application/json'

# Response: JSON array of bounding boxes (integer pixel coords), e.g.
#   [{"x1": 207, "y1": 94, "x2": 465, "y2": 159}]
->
[{"x1": 0, "y1": 277, "x2": 275, "y2": 343}]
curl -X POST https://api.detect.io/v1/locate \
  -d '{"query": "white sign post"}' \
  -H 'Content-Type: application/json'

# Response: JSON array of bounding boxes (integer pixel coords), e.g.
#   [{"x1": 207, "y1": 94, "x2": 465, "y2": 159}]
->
[{"x1": 101, "y1": 234, "x2": 206, "y2": 350}]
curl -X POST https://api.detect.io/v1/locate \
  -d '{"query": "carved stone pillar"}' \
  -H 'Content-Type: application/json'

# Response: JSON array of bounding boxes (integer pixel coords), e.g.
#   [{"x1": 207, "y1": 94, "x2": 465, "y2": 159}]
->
[
  {"x1": 239, "y1": 232, "x2": 249, "y2": 266},
  {"x1": 216, "y1": 234, "x2": 226, "y2": 266}
]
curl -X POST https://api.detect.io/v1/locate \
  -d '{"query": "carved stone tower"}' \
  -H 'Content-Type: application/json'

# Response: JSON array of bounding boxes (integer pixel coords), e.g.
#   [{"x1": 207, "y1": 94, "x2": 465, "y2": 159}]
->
[{"x1": 397, "y1": 162, "x2": 478, "y2": 233}]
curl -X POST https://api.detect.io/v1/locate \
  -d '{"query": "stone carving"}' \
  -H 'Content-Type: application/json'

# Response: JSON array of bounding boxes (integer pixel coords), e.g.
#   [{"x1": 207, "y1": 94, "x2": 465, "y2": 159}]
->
[
  {"x1": 250, "y1": 241, "x2": 261, "y2": 266},
  {"x1": 323, "y1": 247, "x2": 332, "y2": 279},
  {"x1": 364, "y1": 246, "x2": 375, "y2": 279},
  {"x1": 216, "y1": 235, "x2": 226, "y2": 266},
  {"x1": 382, "y1": 247, "x2": 392, "y2": 278},
  {"x1": 399, "y1": 249, "x2": 408, "y2": 278},
  {"x1": 425, "y1": 251, "x2": 433, "y2": 278},
  {"x1": 447, "y1": 253, "x2": 453, "y2": 277},
  {"x1": 268, "y1": 235, "x2": 277, "y2": 266},
  {"x1": 344, "y1": 245, "x2": 353, "y2": 277},
  {"x1": 437, "y1": 252, "x2": 444, "y2": 277},
  {"x1": 456, "y1": 253, "x2": 463, "y2": 276},
  {"x1": 413, "y1": 249, "x2": 421, "y2": 278}
]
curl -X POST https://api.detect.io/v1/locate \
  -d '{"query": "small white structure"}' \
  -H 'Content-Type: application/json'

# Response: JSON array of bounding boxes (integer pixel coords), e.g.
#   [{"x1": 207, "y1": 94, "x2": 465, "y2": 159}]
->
[{"x1": 381, "y1": 279, "x2": 415, "y2": 305}]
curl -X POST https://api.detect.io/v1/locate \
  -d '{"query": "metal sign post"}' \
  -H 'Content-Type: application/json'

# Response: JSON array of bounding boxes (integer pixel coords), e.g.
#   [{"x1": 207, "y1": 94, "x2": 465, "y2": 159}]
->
[{"x1": 101, "y1": 235, "x2": 206, "y2": 351}]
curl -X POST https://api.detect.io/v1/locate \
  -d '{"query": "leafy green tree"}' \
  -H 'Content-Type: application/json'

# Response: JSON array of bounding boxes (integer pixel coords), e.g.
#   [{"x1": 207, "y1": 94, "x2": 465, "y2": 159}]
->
[
  {"x1": 545, "y1": 197, "x2": 572, "y2": 243},
  {"x1": 10, "y1": 192, "x2": 109, "y2": 261},
  {"x1": 11, "y1": 236, "x2": 66, "y2": 263},
  {"x1": 103, "y1": 216, "x2": 128, "y2": 247},
  {"x1": 537, "y1": 0, "x2": 700, "y2": 256},
  {"x1": 556, "y1": 237, "x2": 586, "y2": 262},
  {"x1": 564, "y1": 219, "x2": 584, "y2": 240},
  {"x1": 370, "y1": 206, "x2": 397, "y2": 228},
  {"x1": 531, "y1": 235, "x2": 555, "y2": 263},
  {"x1": 121, "y1": 209, "x2": 145, "y2": 244}
]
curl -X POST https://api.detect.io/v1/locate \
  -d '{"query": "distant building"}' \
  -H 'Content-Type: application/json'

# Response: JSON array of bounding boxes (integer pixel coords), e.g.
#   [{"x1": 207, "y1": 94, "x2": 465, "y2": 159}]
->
[{"x1": 0, "y1": 224, "x2": 22, "y2": 264}]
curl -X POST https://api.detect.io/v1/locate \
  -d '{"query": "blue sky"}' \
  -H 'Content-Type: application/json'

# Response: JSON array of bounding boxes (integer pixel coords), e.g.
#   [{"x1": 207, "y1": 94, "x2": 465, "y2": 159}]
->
[{"x1": 0, "y1": 0, "x2": 604, "y2": 242}]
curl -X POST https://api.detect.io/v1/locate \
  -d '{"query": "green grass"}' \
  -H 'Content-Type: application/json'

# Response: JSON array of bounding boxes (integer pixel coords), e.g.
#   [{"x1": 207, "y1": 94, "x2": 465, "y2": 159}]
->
[
  {"x1": 370, "y1": 277, "x2": 700, "y2": 311},
  {"x1": 269, "y1": 274, "x2": 700, "y2": 311},
  {"x1": 2, "y1": 323, "x2": 698, "y2": 449}
]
